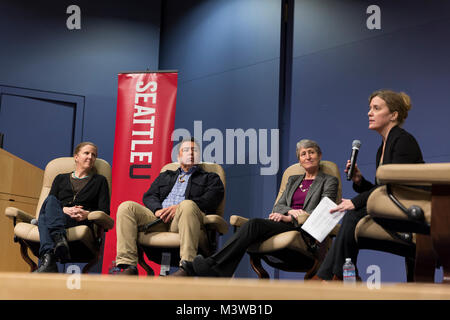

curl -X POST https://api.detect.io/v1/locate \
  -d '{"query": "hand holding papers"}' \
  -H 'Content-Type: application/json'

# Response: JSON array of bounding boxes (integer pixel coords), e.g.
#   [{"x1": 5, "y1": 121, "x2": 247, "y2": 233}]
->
[{"x1": 301, "y1": 197, "x2": 345, "y2": 243}]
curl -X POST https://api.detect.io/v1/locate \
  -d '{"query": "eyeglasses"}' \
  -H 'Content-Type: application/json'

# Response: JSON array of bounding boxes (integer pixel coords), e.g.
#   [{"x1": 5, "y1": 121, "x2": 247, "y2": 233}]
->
[{"x1": 181, "y1": 147, "x2": 199, "y2": 153}]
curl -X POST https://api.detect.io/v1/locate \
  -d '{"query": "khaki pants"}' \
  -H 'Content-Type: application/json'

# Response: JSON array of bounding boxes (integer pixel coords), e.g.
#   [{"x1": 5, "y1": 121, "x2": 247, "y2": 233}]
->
[{"x1": 115, "y1": 200, "x2": 206, "y2": 267}]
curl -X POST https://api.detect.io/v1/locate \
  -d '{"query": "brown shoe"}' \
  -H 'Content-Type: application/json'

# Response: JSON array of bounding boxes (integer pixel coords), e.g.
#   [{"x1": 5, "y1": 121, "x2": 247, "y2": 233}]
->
[
  {"x1": 332, "y1": 274, "x2": 342, "y2": 281},
  {"x1": 310, "y1": 274, "x2": 329, "y2": 282},
  {"x1": 169, "y1": 268, "x2": 188, "y2": 277}
]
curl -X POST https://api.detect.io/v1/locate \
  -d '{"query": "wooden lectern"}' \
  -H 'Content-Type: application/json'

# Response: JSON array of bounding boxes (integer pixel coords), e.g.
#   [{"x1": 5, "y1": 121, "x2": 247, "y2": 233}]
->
[{"x1": 0, "y1": 148, "x2": 43, "y2": 272}]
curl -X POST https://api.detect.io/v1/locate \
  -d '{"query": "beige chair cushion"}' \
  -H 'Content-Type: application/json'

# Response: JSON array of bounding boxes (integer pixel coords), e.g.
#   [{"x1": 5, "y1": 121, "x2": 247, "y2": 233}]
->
[
  {"x1": 138, "y1": 230, "x2": 209, "y2": 252},
  {"x1": 138, "y1": 232, "x2": 181, "y2": 248},
  {"x1": 355, "y1": 215, "x2": 416, "y2": 244},
  {"x1": 248, "y1": 230, "x2": 313, "y2": 259},
  {"x1": 367, "y1": 185, "x2": 432, "y2": 225},
  {"x1": 14, "y1": 223, "x2": 97, "y2": 253}
]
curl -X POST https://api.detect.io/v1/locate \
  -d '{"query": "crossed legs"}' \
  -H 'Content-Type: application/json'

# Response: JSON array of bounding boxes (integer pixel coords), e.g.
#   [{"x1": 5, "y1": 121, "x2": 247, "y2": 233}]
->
[{"x1": 115, "y1": 200, "x2": 206, "y2": 267}]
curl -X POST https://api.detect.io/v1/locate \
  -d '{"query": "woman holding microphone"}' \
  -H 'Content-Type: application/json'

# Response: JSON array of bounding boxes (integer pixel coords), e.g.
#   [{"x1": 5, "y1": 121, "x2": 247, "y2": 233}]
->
[{"x1": 315, "y1": 89, "x2": 424, "y2": 281}]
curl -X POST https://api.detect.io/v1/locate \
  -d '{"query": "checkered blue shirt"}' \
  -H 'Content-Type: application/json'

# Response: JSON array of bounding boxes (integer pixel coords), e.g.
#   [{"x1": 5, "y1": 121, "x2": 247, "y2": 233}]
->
[{"x1": 161, "y1": 166, "x2": 197, "y2": 208}]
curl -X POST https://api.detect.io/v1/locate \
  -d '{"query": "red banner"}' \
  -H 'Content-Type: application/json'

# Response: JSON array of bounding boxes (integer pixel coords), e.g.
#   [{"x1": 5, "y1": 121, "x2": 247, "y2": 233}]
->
[{"x1": 102, "y1": 71, "x2": 178, "y2": 275}]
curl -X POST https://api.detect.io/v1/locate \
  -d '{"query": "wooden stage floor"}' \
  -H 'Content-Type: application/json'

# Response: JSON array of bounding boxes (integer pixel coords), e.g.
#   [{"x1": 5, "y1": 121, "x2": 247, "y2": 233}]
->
[{"x1": 1, "y1": 272, "x2": 450, "y2": 300}]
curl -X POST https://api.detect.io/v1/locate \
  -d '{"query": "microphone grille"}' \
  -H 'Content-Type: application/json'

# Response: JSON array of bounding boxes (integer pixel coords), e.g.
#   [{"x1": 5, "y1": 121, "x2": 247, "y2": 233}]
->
[{"x1": 352, "y1": 140, "x2": 361, "y2": 149}]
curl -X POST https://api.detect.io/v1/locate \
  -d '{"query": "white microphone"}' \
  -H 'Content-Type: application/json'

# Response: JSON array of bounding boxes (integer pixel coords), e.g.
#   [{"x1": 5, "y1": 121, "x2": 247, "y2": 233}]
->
[{"x1": 346, "y1": 140, "x2": 361, "y2": 181}]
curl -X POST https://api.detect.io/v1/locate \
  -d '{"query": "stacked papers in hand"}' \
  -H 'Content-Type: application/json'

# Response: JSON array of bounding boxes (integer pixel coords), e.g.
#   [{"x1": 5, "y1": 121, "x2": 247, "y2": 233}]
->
[{"x1": 301, "y1": 197, "x2": 345, "y2": 242}]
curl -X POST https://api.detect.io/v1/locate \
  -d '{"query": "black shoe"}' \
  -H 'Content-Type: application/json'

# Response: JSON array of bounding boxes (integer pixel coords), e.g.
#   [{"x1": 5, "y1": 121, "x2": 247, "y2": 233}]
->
[
  {"x1": 116, "y1": 264, "x2": 138, "y2": 275},
  {"x1": 192, "y1": 255, "x2": 220, "y2": 277},
  {"x1": 35, "y1": 253, "x2": 58, "y2": 273},
  {"x1": 179, "y1": 260, "x2": 196, "y2": 276},
  {"x1": 52, "y1": 233, "x2": 71, "y2": 263}
]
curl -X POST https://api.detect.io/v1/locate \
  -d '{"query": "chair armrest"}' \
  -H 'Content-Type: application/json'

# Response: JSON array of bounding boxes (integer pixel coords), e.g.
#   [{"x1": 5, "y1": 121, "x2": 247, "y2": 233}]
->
[
  {"x1": 203, "y1": 214, "x2": 229, "y2": 235},
  {"x1": 229, "y1": 215, "x2": 249, "y2": 228},
  {"x1": 377, "y1": 163, "x2": 450, "y2": 185},
  {"x1": 88, "y1": 211, "x2": 114, "y2": 230},
  {"x1": 5, "y1": 207, "x2": 34, "y2": 223}
]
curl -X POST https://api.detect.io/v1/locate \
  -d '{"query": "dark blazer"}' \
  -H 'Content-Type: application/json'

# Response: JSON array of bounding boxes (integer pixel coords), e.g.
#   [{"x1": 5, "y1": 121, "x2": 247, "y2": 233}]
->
[
  {"x1": 351, "y1": 125, "x2": 424, "y2": 209},
  {"x1": 272, "y1": 171, "x2": 339, "y2": 215},
  {"x1": 49, "y1": 173, "x2": 110, "y2": 214},
  {"x1": 142, "y1": 166, "x2": 224, "y2": 215}
]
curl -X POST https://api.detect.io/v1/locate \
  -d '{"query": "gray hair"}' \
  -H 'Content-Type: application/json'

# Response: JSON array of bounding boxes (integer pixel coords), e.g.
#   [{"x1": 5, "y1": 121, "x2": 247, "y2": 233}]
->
[{"x1": 296, "y1": 139, "x2": 322, "y2": 159}]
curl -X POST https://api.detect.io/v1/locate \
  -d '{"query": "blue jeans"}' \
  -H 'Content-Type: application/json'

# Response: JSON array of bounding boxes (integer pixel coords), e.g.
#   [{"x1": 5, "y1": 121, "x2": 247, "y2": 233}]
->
[{"x1": 37, "y1": 195, "x2": 85, "y2": 257}]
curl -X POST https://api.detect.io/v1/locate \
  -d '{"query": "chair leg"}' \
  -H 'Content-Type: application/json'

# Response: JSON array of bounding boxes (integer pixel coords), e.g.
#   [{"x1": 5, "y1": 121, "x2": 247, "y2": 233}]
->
[
  {"x1": 19, "y1": 240, "x2": 37, "y2": 272},
  {"x1": 442, "y1": 259, "x2": 450, "y2": 284},
  {"x1": 304, "y1": 260, "x2": 320, "y2": 280},
  {"x1": 82, "y1": 256, "x2": 99, "y2": 274},
  {"x1": 405, "y1": 256, "x2": 415, "y2": 282},
  {"x1": 431, "y1": 185, "x2": 450, "y2": 284},
  {"x1": 249, "y1": 255, "x2": 270, "y2": 279},
  {"x1": 414, "y1": 234, "x2": 436, "y2": 282},
  {"x1": 137, "y1": 246, "x2": 154, "y2": 276},
  {"x1": 82, "y1": 227, "x2": 104, "y2": 273}
]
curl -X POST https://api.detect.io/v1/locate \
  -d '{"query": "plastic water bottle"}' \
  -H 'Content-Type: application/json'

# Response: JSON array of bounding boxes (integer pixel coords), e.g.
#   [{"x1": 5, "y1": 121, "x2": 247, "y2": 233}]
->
[
  {"x1": 160, "y1": 252, "x2": 171, "y2": 276},
  {"x1": 343, "y1": 258, "x2": 356, "y2": 285}
]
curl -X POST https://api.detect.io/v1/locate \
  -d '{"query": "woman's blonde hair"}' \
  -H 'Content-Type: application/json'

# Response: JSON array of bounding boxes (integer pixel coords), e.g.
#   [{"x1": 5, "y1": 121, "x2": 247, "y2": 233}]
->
[
  {"x1": 369, "y1": 89, "x2": 412, "y2": 126},
  {"x1": 73, "y1": 141, "x2": 98, "y2": 156}
]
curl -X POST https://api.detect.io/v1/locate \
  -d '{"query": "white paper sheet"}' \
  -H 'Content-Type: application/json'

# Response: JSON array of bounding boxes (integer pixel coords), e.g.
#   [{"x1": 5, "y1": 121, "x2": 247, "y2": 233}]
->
[{"x1": 301, "y1": 196, "x2": 345, "y2": 243}]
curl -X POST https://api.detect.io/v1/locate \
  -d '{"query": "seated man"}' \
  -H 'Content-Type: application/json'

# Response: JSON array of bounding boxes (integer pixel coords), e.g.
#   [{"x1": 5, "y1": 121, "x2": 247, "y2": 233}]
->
[{"x1": 115, "y1": 138, "x2": 225, "y2": 275}]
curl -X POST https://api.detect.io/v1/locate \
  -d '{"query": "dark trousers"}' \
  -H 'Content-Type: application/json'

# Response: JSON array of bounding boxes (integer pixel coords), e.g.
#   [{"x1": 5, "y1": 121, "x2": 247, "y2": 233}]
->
[
  {"x1": 316, "y1": 207, "x2": 367, "y2": 280},
  {"x1": 207, "y1": 218, "x2": 298, "y2": 277},
  {"x1": 37, "y1": 195, "x2": 82, "y2": 257}
]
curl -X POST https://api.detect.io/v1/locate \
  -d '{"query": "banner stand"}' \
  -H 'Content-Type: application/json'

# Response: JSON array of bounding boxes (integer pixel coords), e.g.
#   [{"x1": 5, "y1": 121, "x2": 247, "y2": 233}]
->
[{"x1": 102, "y1": 71, "x2": 178, "y2": 275}]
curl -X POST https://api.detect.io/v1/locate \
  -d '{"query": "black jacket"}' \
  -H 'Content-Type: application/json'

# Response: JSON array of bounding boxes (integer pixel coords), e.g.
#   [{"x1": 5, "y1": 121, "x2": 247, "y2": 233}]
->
[
  {"x1": 351, "y1": 125, "x2": 424, "y2": 209},
  {"x1": 142, "y1": 166, "x2": 224, "y2": 214},
  {"x1": 49, "y1": 173, "x2": 110, "y2": 214}
]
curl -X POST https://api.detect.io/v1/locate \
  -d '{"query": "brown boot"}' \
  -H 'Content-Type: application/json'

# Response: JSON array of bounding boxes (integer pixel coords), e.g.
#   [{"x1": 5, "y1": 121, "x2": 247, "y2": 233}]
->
[
  {"x1": 169, "y1": 268, "x2": 189, "y2": 277},
  {"x1": 310, "y1": 274, "x2": 329, "y2": 282},
  {"x1": 332, "y1": 274, "x2": 342, "y2": 281}
]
